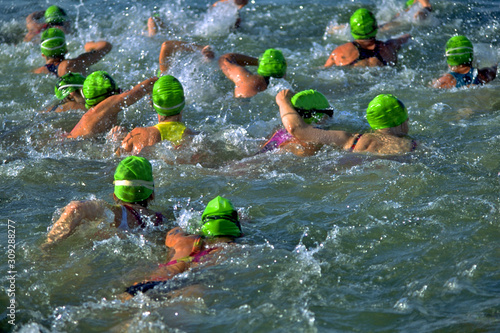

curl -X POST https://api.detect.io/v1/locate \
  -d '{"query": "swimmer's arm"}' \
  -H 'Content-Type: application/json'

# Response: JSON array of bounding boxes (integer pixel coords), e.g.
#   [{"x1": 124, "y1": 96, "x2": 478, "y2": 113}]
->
[
  {"x1": 111, "y1": 77, "x2": 158, "y2": 110},
  {"x1": 387, "y1": 34, "x2": 412, "y2": 50},
  {"x1": 159, "y1": 41, "x2": 214, "y2": 73},
  {"x1": 416, "y1": 0, "x2": 432, "y2": 10},
  {"x1": 277, "y1": 89, "x2": 351, "y2": 147},
  {"x1": 69, "y1": 41, "x2": 112, "y2": 70},
  {"x1": 324, "y1": 44, "x2": 357, "y2": 67},
  {"x1": 45, "y1": 199, "x2": 108, "y2": 244},
  {"x1": 119, "y1": 126, "x2": 161, "y2": 154},
  {"x1": 218, "y1": 53, "x2": 258, "y2": 83},
  {"x1": 430, "y1": 74, "x2": 455, "y2": 89},
  {"x1": 478, "y1": 65, "x2": 497, "y2": 84}
]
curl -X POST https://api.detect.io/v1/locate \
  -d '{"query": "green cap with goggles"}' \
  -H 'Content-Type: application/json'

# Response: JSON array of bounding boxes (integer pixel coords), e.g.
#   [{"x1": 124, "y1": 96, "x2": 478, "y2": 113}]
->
[
  {"x1": 40, "y1": 27, "x2": 67, "y2": 58},
  {"x1": 200, "y1": 196, "x2": 242, "y2": 238},
  {"x1": 291, "y1": 89, "x2": 333, "y2": 124},
  {"x1": 366, "y1": 94, "x2": 408, "y2": 130},
  {"x1": 350, "y1": 8, "x2": 378, "y2": 40},
  {"x1": 45, "y1": 5, "x2": 67, "y2": 25},
  {"x1": 113, "y1": 156, "x2": 154, "y2": 203},
  {"x1": 257, "y1": 49, "x2": 287, "y2": 78},
  {"x1": 82, "y1": 71, "x2": 119, "y2": 109},
  {"x1": 55, "y1": 73, "x2": 86, "y2": 100}
]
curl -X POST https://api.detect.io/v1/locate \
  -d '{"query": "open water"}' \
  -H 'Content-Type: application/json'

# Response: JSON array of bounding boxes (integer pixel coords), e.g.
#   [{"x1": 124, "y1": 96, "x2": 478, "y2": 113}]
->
[{"x1": 0, "y1": 0, "x2": 499, "y2": 332}]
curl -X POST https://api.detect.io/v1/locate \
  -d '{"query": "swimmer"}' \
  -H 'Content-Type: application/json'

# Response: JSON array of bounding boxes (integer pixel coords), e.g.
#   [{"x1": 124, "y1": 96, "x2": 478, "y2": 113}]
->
[
  {"x1": 42, "y1": 73, "x2": 86, "y2": 112},
  {"x1": 219, "y1": 48, "x2": 287, "y2": 98},
  {"x1": 431, "y1": 36, "x2": 497, "y2": 89},
  {"x1": 212, "y1": 0, "x2": 249, "y2": 28},
  {"x1": 147, "y1": 12, "x2": 167, "y2": 37},
  {"x1": 158, "y1": 40, "x2": 214, "y2": 74},
  {"x1": 116, "y1": 75, "x2": 197, "y2": 155},
  {"x1": 324, "y1": 8, "x2": 411, "y2": 67},
  {"x1": 276, "y1": 90, "x2": 417, "y2": 155},
  {"x1": 66, "y1": 71, "x2": 158, "y2": 139},
  {"x1": 33, "y1": 28, "x2": 112, "y2": 78},
  {"x1": 259, "y1": 89, "x2": 333, "y2": 157},
  {"x1": 124, "y1": 196, "x2": 242, "y2": 297},
  {"x1": 379, "y1": 0, "x2": 432, "y2": 31},
  {"x1": 24, "y1": 5, "x2": 71, "y2": 42},
  {"x1": 44, "y1": 156, "x2": 165, "y2": 246}
]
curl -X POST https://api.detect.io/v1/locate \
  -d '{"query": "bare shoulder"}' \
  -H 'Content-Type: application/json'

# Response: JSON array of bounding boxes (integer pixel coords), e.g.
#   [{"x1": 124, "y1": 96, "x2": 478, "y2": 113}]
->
[{"x1": 331, "y1": 43, "x2": 358, "y2": 66}]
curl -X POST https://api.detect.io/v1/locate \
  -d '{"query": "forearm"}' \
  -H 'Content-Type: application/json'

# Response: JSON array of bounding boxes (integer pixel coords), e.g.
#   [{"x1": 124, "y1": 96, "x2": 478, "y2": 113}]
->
[
  {"x1": 120, "y1": 77, "x2": 158, "y2": 107},
  {"x1": 46, "y1": 200, "x2": 106, "y2": 244},
  {"x1": 84, "y1": 41, "x2": 112, "y2": 54},
  {"x1": 221, "y1": 53, "x2": 258, "y2": 67}
]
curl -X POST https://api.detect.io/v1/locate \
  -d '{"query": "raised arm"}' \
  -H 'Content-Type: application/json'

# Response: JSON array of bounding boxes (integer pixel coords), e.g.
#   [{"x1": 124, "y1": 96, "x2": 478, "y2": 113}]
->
[
  {"x1": 24, "y1": 10, "x2": 46, "y2": 42},
  {"x1": 67, "y1": 41, "x2": 113, "y2": 72},
  {"x1": 68, "y1": 77, "x2": 158, "y2": 138},
  {"x1": 218, "y1": 53, "x2": 258, "y2": 82},
  {"x1": 45, "y1": 200, "x2": 108, "y2": 245},
  {"x1": 159, "y1": 41, "x2": 214, "y2": 73},
  {"x1": 386, "y1": 33, "x2": 411, "y2": 50},
  {"x1": 276, "y1": 89, "x2": 352, "y2": 148},
  {"x1": 478, "y1": 64, "x2": 497, "y2": 84}
]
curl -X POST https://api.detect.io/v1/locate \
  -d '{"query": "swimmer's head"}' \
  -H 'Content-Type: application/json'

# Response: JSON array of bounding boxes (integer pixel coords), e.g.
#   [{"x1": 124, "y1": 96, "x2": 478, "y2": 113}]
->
[
  {"x1": 82, "y1": 71, "x2": 119, "y2": 109},
  {"x1": 258, "y1": 49, "x2": 287, "y2": 78},
  {"x1": 350, "y1": 8, "x2": 378, "y2": 40},
  {"x1": 200, "y1": 196, "x2": 242, "y2": 238},
  {"x1": 291, "y1": 90, "x2": 334, "y2": 124},
  {"x1": 366, "y1": 94, "x2": 408, "y2": 130},
  {"x1": 45, "y1": 5, "x2": 67, "y2": 25},
  {"x1": 152, "y1": 75, "x2": 185, "y2": 116},
  {"x1": 445, "y1": 35, "x2": 474, "y2": 66},
  {"x1": 40, "y1": 28, "x2": 67, "y2": 58},
  {"x1": 113, "y1": 156, "x2": 154, "y2": 203},
  {"x1": 54, "y1": 73, "x2": 86, "y2": 100}
]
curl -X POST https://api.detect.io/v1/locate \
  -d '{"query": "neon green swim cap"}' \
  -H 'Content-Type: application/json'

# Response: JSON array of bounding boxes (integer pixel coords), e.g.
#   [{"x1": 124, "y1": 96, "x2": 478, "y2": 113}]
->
[
  {"x1": 257, "y1": 49, "x2": 287, "y2": 78},
  {"x1": 40, "y1": 28, "x2": 67, "y2": 58},
  {"x1": 291, "y1": 90, "x2": 333, "y2": 124},
  {"x1": 45, "y1": 5, "x2": 67, "y2": 25},
  {"x1": 82, "y1": 71, "x2": 118, "y2": 109},
  {"x1": 350, "y1": 8, "x2": 378, "y2": 40},
  {"x1": 366, "y1": 94, "x2": 408, "y2": 130},
  {"x1": 152, "y1": 75, "x2": 185, "y2": 116},
  {"x1": 445, "y1": 36, "x2": 474, "y2": 66},
  {"x1": 113, "y1": 156, "x2": 154, "y2": 203},
  {"x1": 405, "y1": 0, "x2": 415, "y2": 9},
  {"x1": 200, "y1": 196, "x2": 242, "y2": 238},
  {"x1": 54, "y1": 73, "x2": 86, "y2": 100}
]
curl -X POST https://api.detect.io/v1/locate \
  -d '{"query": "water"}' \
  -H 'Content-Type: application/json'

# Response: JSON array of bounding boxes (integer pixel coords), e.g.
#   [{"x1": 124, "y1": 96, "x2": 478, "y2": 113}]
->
[{"x1": 0, "y1": 0, "x2": 499, "y2": 332}]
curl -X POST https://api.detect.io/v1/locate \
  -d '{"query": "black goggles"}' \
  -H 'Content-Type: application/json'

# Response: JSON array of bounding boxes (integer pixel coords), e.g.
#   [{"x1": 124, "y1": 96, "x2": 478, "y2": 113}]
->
[{"x1": 296, "y1": 108, "x2": 334, "y2": 119}]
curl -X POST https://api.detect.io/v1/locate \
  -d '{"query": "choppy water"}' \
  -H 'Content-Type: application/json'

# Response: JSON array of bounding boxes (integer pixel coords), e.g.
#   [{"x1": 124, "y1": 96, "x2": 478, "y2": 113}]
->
[{"x1": 0, "y1": 0, "x2": 499, "y2": 332}]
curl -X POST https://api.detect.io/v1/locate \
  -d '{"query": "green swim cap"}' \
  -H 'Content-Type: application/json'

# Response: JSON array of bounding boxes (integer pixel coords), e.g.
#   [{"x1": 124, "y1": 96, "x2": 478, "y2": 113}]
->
[
  {"x1": 445, "y1": 36, "x2": 474, "y2": 66},
  {"x1": 45, "y1": 5, "x2": 67, "y2": 25},
  {"x1": 350, "y1": 8, "x2": 378, "y2": 40},
  {"x1": 405, "y1": 0, "x2": 415, "y2": 9},
  {"x1": 200, "y1": 196, "x2": 242, "y2": 238},
  {"x1": 40, "y1": 28, "x2": 67, "y2": 58},
  {"x1": 54, "y1": 73, "x2": 86, "y2": 100},
  {"x1": 113, "y1": 156, "x2": 154, "y2": 203},
  {"x1": 152, "y1": 75, "x2": 185, "y2": 116},
  {"x1": 82, "y1": 71, "x2": 118, "y2": 109},
  {"x1": 291, "y1": 89, "x2": 333, "y2": 124},
  {"x1": 257, "y1": 49, "x2": 287, "y2": 78},
  {"x1": 366, "y1": 94, "x2": 408, "y2": 130}
]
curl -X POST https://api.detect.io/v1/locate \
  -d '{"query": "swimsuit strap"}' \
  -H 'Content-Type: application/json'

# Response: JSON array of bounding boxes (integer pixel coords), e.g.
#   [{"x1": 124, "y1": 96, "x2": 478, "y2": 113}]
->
[
  {"x1": 123, "y1": 205, "x2": 146, "y2": 228},
  {"x1": 45, "y1": 63, "x2": 59, "y2": 77},
  {"x1": 350, "y1": 133, "x2": 363, "y2": 152},
  {"x1": 352, "y1": 41, "x2": 387, "y2": 66},
  {"x1": 410, "y1": 139, "x2": 418, "y2": 152},
  {"x1": 117, "y1": 205, "x2": 130, "y2": 230}
]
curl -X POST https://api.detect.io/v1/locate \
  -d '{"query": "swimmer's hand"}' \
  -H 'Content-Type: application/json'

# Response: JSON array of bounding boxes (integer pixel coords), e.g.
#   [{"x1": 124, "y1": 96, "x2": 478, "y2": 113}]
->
[{"x1": 202, "y1": 46, "x2": 215, "y2": 60}]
